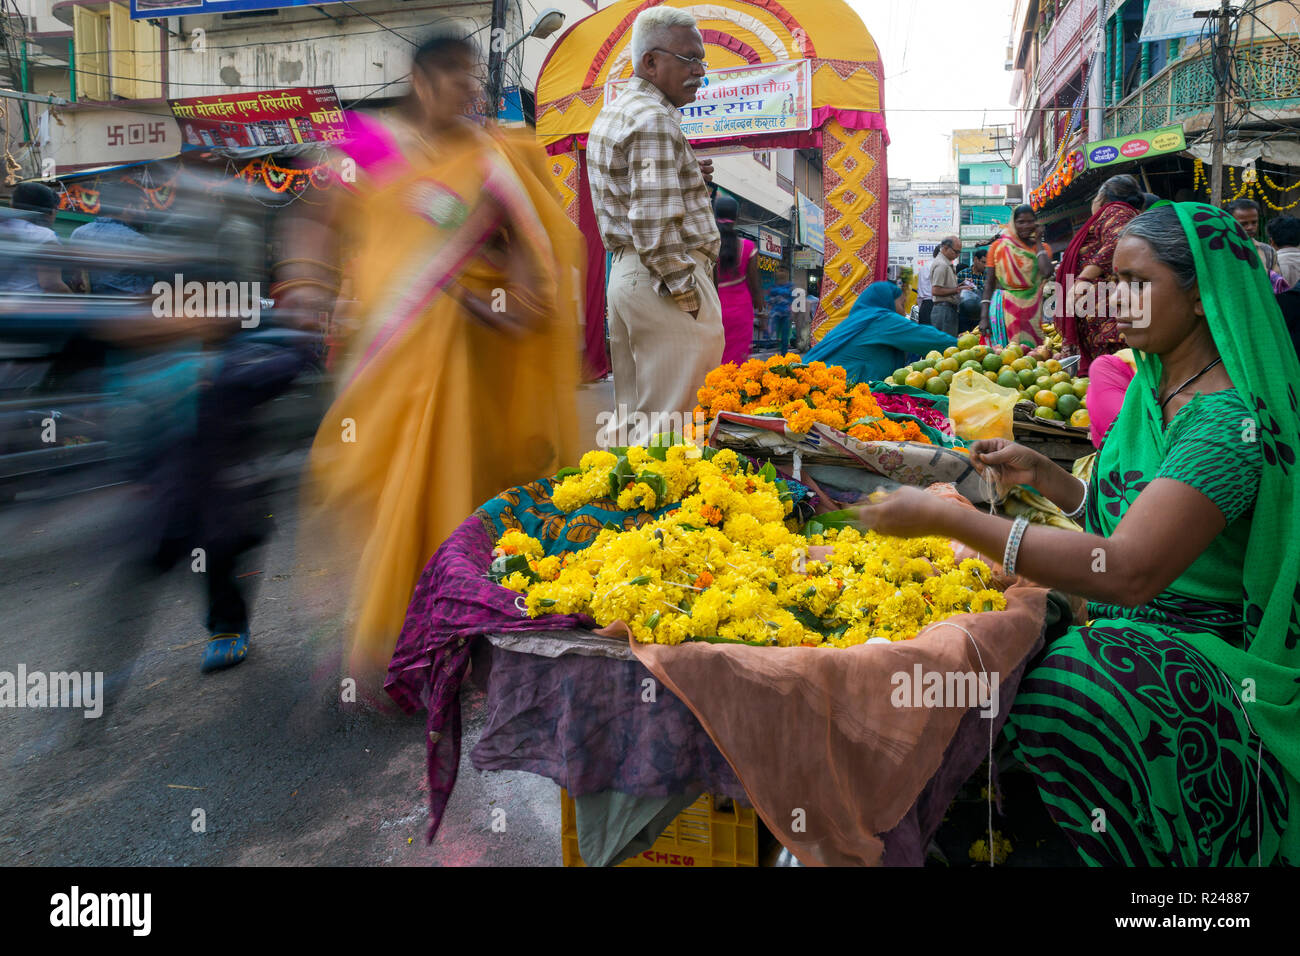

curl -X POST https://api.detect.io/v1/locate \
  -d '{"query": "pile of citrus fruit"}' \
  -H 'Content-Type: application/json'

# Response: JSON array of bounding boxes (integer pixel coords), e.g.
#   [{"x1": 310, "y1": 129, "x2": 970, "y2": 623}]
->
[{"x1": 887, "y1": 333, "x2": 1091, "y2": 428}]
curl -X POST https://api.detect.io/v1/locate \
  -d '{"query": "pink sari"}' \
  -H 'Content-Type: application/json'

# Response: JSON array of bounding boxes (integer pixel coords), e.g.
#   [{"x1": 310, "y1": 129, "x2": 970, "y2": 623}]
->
[{"x1": 717, "y1": 236, "x2": 756, "y2": 365}]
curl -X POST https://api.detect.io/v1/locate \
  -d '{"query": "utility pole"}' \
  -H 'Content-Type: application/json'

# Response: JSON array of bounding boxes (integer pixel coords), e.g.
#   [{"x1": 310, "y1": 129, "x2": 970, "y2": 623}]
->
[
  {"x1": 1196, "y1": 0, "x2": 1234, "y2": 206},
  {"x1": 487, "y1": 0, "x2": 508, "y2": 118}
]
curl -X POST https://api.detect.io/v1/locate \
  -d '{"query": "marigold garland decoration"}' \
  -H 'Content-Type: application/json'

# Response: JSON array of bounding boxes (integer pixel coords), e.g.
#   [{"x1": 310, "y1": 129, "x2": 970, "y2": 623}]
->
[
  {"x1": 493, "y1": 444, "x2": 1004, "y2": 647},
  {"x1": 693, "y1": 354, "x2": 930, "y2": 445}
]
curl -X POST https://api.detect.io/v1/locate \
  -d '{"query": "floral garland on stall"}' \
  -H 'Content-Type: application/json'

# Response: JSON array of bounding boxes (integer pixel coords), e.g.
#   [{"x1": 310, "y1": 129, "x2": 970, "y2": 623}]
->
[
  {"x1": 692, "y1": 354, "x2": 930, "y2": 444},
  {"x1": 493, "y1": 444, "x2": 1004, "y2": 647}
]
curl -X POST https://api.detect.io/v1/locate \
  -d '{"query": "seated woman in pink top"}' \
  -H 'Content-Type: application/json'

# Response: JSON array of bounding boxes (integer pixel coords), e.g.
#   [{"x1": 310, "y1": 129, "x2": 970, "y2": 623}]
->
[{"x1": 713, "y1": 195, "x2": 766, "y2": 365}]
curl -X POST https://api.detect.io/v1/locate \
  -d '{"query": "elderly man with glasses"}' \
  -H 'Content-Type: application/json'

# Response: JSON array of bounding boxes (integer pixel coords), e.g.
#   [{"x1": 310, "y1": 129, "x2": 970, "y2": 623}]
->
[{"x1": 587, "y1": 6, "x2": 723, "y2": 446}]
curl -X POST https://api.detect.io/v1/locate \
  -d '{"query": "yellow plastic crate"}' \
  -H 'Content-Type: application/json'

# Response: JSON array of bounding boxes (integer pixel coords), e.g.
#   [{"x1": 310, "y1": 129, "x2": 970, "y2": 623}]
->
[{"x1": 561, "y1": 789, "x2": 758, "y2": 867}]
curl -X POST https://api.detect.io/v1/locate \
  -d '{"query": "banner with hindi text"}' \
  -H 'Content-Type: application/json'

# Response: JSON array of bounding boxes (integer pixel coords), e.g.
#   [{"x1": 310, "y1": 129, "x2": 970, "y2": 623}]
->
[
  {"x1": 604, "y1": 59, "x2": 811, "y2": 142},
  {"x1": 169, "y1": 87, "x2": 346, "y2": 150}
]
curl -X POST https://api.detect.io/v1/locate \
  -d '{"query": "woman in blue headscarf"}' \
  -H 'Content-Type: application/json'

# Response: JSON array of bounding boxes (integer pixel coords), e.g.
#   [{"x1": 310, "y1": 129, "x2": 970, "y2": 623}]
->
[{"x1": 803, "y1": 280, "x2": 958, "y2": 384}]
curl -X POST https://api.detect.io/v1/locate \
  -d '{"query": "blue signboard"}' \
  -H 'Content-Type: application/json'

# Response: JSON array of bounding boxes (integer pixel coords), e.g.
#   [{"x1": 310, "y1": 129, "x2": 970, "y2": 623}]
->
[{"x1": 131, "y1": 0, "x2": 339, "y2": 19}]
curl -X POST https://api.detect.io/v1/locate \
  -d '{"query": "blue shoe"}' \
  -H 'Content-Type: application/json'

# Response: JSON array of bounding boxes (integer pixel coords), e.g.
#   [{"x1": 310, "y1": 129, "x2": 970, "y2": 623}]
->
[{"x1": 200, "y1": 632, "x2": 249, "y2": 673}]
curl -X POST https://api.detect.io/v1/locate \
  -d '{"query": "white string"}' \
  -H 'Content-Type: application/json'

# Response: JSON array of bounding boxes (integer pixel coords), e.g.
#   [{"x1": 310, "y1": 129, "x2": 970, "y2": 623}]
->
[
  {"x1": 917, "y1": 619, "x2": 997, "y2": 867},
  {"x1": 1225, "y1": 678, "x2": 1263, "y2": 866}
]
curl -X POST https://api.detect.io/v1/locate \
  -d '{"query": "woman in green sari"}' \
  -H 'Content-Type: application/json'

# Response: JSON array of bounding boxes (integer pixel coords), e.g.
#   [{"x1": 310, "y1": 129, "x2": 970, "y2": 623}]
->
[{"x1": 858, "y1": 201, "x2": 1300, "y2": 865}]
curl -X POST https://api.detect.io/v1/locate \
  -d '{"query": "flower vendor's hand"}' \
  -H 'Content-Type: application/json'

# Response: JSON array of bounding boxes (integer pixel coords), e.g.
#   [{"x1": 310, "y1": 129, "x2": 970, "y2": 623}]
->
[
  {"x1": 698, "y1": 157, "x2": 714, "y2": 184},
  {"x1": 969, "y1": 439, "x2": 1044, "y2": 489},
  {"x1": 855, "y1": 486, "x2": 950, "y2": 539}
]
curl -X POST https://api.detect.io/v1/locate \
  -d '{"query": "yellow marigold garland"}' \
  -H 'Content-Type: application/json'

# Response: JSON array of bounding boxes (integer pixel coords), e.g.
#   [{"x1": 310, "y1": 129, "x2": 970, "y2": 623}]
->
[{"x1": 499, "y1": 454, "x2": 1003, "y2": 647}]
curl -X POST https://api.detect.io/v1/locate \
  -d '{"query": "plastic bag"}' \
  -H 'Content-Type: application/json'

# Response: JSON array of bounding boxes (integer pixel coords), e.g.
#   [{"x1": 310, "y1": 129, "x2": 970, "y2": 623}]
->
[{"x1": 947, "y1": 368, "x2": 1018, "y2": 441}]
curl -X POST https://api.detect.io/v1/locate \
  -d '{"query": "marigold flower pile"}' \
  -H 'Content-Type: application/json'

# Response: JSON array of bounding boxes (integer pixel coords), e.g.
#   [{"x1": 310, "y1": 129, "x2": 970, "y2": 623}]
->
[
  {"x1": 550, "y1": 444, "x2": 731, "y2": 513},
  {"x1": 495, "y1": 447, "x2": 1005, "y2": 647},
  {"x1": 691, "y1": 354, "x2": 931, "y2": 445}
]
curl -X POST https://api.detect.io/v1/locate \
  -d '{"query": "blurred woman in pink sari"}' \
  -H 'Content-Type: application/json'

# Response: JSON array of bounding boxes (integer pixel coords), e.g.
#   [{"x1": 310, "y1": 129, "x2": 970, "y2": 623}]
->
[{"x1": 713, "y1": 194, "x2": 765, "y2": 365}]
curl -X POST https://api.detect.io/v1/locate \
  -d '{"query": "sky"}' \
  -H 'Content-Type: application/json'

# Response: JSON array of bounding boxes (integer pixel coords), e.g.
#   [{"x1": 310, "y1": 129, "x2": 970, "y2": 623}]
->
[{"x1": 848, "y1": 0, "x2": 1020, "y2": 181}]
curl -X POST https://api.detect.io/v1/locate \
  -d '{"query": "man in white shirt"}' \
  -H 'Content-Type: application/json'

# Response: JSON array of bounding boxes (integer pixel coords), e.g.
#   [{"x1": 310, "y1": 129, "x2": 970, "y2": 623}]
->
[{"x1": 916, "y1": 247, "x2": 935, "y2": 325}]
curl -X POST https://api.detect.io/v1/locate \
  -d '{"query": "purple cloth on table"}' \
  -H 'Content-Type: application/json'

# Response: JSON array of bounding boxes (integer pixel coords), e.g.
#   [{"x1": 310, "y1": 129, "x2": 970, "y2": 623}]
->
[
  {"x1": 387, "y1": 513, "x2": 587, "y2": 841},
  {"x1": 468, "y1": 640, "x2": 744, "y2": 798},
  {"x1": 387, "y1": 512, "x2": 743, "y2": 843}
]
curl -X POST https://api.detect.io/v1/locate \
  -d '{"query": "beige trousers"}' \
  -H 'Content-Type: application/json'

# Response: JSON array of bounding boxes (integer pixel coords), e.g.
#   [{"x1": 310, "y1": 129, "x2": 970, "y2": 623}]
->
[{"x1": 603, "y1": 247, "x2": 723, "y2": 446}]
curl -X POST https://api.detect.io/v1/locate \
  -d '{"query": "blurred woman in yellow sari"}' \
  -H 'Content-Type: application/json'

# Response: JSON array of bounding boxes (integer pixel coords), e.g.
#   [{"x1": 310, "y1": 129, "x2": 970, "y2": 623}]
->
[{"x1": 281, "y1": 34, "x2": 582, "y2": 689}]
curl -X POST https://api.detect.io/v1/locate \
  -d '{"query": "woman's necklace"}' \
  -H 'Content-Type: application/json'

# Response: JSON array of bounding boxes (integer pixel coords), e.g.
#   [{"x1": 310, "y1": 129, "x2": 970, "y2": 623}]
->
[{"x1": 1156, "y1": 356, "x2": 1223, "y2": 410}]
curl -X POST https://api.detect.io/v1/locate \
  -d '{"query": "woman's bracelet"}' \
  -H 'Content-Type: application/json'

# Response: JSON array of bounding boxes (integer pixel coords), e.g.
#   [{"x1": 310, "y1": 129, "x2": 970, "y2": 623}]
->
[
  {"x1": 269, "y1": 277, "x2": 340, "y2": 297},
  {"x1": 273, "y1": 257, "x2": 343, "y2": 275},
  {"x1": 1003, "y1": 514, "x2": 1031, "y2": 575},
  {"x1": 1062, "y1": 475, "x2": 1088, "y2": 520}
]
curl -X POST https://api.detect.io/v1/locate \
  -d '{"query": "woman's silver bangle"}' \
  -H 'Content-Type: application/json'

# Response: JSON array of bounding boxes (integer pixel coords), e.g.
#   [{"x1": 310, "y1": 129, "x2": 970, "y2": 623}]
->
[
  {"x1": 1003, "y1": 515, "x2": 1031, "y2": 575},
  {"x1": 1062, "y1": 476, "x2": 1088, "y2": 520}
]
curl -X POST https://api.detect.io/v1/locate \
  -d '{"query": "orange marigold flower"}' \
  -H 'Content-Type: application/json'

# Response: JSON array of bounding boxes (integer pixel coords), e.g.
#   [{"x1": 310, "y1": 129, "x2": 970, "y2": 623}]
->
[
  {"x1": 700, "y1": 505, "x2": 724, "y2": 525},
  {"x1": 697, "y1": 570, "x2": 714, "y2": 587}
]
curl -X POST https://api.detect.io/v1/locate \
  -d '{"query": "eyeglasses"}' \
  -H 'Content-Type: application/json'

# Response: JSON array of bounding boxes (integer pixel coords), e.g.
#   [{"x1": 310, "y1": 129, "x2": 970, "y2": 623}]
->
[{"x1": 652, "y1": 48, "x2": 708, "y2": 70}]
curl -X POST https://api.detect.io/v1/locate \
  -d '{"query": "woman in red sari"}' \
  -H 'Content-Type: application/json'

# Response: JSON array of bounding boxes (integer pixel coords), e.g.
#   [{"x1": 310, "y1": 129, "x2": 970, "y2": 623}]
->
[{"x1": 1056, "y1": 174, "x2": 1144, "y2": 372}]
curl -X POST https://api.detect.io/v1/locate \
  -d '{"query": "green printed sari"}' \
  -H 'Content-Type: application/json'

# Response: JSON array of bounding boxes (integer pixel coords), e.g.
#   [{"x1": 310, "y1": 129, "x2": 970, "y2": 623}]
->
[{"x1": 1005, "y1": 202, "x2": 1300, "y2": 865}]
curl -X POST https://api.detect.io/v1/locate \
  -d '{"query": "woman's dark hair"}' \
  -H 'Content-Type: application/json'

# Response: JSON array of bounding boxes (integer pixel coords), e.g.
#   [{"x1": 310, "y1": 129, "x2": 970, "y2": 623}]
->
[
  {"x1": 1119, "y1": 204, "x2": 1199, "y2": 290},
  {"x1": 413, "y1": 32, "x2": 478, "y2": 74},
  {"x1": 1267, "y1": 215, "x2": 1300, "y2": 249},
  {"x1": 714, "y1": 194, "x2": 740, "y2": 274},
  {"x1": 1096, "y1": 173, "x2": 1144, "y2": 209},
  {"x1": 1012, "y1": 203, "x2": 1035, "y2": 221},
  {"x1": 1140, "y1": 192, "x2": 1161, "y2": 211}
]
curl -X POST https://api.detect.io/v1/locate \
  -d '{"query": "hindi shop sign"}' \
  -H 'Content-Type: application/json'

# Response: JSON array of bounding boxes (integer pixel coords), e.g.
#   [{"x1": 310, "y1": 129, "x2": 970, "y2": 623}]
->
[
  {"x1": 1084, "y1": 124, "x2": 1186, "y2": 170},
  {"x1": 605, "y1": 59, "x2": 811, "y2": 142},
  {"x1": 132, "y1": 0, "x2": 337, "y2": 18},
  {"x1": 169, "y1": 87, "x2": 346, "y2": 150},
  {"x1": 759, "y1": 228, "x2": 784, "y2": 258}
]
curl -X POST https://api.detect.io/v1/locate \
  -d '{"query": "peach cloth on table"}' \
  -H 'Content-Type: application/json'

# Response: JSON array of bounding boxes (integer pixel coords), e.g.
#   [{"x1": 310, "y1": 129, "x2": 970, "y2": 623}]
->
[{"x1": 606, "y1": 483, "x2": 1050, "y2": 865}]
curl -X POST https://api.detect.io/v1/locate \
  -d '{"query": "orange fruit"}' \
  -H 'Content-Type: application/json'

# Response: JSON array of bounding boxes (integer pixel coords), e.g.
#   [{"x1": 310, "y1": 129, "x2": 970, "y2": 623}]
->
[
  {"x1": 905, "y1": 371, "x2": 926, "y2": 389},
  {"x1": 1070, "y1": 408, "x2": 1091, "y2": 428},
  {"x1": 1034, "y1": 389, "x2": 1058, "y2": 409}
]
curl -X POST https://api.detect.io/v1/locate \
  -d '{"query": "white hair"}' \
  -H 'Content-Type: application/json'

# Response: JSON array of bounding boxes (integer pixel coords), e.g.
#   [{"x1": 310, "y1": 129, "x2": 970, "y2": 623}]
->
[{"x1": 630, "y1": 6, "x2": 700, "y2": 64}]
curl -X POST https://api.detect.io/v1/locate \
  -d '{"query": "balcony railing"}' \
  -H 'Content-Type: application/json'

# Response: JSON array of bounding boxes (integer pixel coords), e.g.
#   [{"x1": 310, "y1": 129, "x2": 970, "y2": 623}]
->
[{"x1": 1106, "y1": 39, "x2": 1300, "y2": 139}]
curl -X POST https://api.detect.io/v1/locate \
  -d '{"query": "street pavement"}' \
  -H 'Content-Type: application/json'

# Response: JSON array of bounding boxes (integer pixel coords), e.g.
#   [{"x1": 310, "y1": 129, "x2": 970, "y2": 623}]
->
[{"x1": 0, "y1": 379, "x2": 615, "y2": 866}]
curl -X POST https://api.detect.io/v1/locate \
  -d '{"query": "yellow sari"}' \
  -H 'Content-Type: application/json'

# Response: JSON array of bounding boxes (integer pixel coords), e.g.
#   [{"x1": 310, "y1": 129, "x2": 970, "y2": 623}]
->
[{"x1": 310, "y1": 118, "x2": 583, "y2": 678}]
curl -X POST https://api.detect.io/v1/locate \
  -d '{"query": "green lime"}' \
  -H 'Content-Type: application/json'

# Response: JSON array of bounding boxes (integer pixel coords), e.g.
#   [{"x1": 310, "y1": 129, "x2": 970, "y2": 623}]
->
[
  {"x1": 981, "y1": 353, "x2": 1003, "y2": 372},
  {"x1": 1033, "y1": 406, "x2": 1059, "y2": 421},
  {"x1": 924, "y1": 376, "x2": 949, "y2": 395},
  {"x1": 1057, "y1": 393, "x2": 1081, "y2": 418},
  {"x1": 1018, "y1": 368, "x2": 1038, "y2": 387},
  {"x1": 997, "y1": 369, "x2": 1020, "y2": 390},
  {"x1": 1051, "y1": 381, "x2": 1074, "y2": 398},
  {"x1": 961, "y1": 360, "x2": 983, "y2": 372},
  {"x1": 940, "y1": 369, "x2": 955, "y2": 384}
]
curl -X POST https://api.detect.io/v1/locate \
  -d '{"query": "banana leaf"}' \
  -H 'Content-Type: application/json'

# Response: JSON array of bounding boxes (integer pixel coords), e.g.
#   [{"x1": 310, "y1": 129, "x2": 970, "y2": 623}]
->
[
  {"x1": 802, "y1": 508, "x2": 859, "y2": 538},
  {"x1": 488, "y1": 553, "x2": 533, "y2": 583}
]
